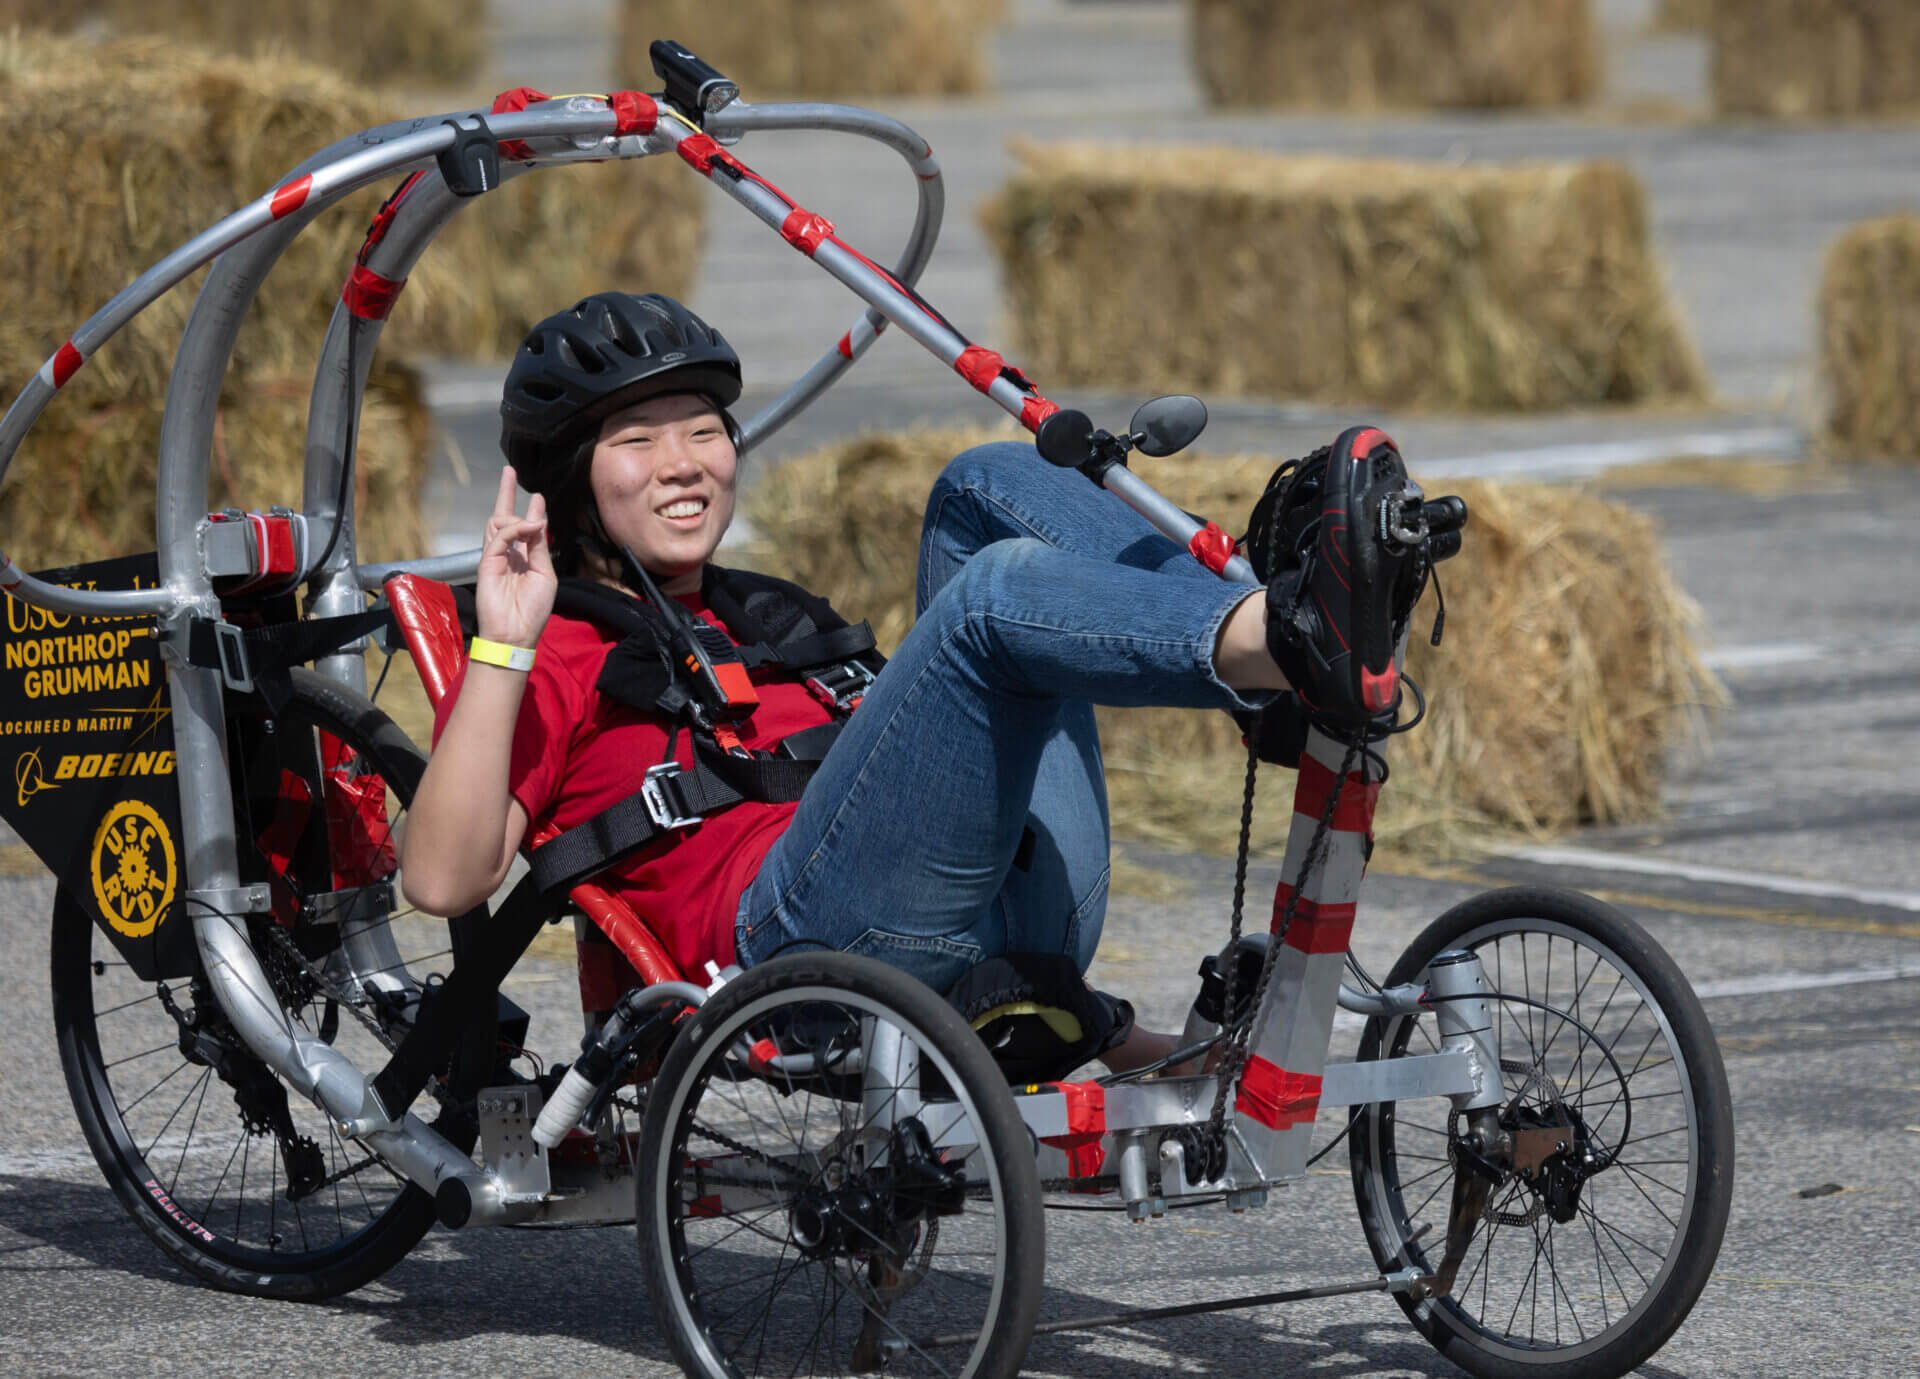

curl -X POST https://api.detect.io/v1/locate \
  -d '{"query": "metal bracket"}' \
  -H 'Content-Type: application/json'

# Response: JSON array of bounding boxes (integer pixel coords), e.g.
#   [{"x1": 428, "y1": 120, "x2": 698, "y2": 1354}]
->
[
  {"x1": 479, "y1": 1084, "x2": 552, "y2": 1203},
  {"x1": 303, "y1": 880, "x2": 396, "y2": 928},
  {"x1": 186, "y1": 882, "x2": 273, "y2": 917}
]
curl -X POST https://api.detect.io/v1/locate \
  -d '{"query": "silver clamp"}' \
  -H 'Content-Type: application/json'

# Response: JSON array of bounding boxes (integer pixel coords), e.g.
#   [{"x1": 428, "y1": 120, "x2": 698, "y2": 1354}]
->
[{"x1": 641, "y1": 761, "x2": 702, "y2": 832}]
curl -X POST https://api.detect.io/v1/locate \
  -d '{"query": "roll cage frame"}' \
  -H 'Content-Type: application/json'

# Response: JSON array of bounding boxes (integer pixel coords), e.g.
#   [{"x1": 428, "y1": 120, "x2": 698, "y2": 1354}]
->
[{"x1": 0, "y1": 77, "x2": 1499, "y2": 1229}]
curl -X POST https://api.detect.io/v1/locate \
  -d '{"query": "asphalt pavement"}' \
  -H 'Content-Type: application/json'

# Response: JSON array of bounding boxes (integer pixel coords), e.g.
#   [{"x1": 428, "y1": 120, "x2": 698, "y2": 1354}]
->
[{"x1": 4, "y1": 2, "x2": 1918, "y2": 1376}]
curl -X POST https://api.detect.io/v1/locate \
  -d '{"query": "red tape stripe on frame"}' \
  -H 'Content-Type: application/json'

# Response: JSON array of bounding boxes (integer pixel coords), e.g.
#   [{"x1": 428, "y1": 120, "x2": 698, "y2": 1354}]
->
[
  {"x1": 781, "y1": 209, "x2": 836, "y2": 257},
  {"x1": 608, "y1": 89, "x2": 657, "y2": 136},
  {"x1": 342, "y1": 264, "x2": 407, "y2": 321},
  {"x1": 1292, "y1": 752, "x2": 1380, "y2": 834},
  {"x1": 1189, "y1": 521, "x2": 1234, "y2": 574},
  {"x1": 1235, "y1": 1056, "x2": 1321, "y2": 1130},
  {"x1": 677, "y1": 132, "x2": 726, "y2": 173},
  {"x1": 269, "y1": 176, "x2": 313, "y2": 220},
  {"x1": 1039, "y1": 1080, "x2": 1106, "y2": 1179},
  {"x1": 491, "y1": 86, "x2": 550, "y2": 161},
  {"x1": 1020, "y1": 395, "x2": 1059, "y2": 432},
  {"x1": 1269, "y1": 884, "x2": 1358, "y2": 951},
  {"x1": 51, "y1": 341, "x2": 84, "y2": 388},
  {"x1": 955, "y1": 345, "x2": 1003, "y2": 393}
]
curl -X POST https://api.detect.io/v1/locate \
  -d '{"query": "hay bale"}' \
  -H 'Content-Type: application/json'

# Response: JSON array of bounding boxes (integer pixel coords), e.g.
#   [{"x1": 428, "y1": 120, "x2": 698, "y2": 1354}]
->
[
  {"x1": 1187, "y1": 0, "x2": 1601, "y2": 110},
  {"x1": 0, "y1": 0, "x2": 99, "y2": 30},
  {"x1": 1711, "y1": 0, "x2": 1920, "y2": 118},
  {"x1": 1652, "y1": 0, "x2": 1712, "y2": 30},
  {"x1": 1819, "y1": 216, "x2": 1920, "y2": 461},
  {"x1": 98, "y1": 0, "x2": 484, "y2": 89},
  {"x1": 983, "y1": 140, "x2": 1707, "y2": 411},
  {"x1": 0, "y1": 33, "x2": 703, "y2": 569},
  {"x1": 614, "y1": 0, "x2": 1000, "y2": 98},
  {"x1": 743, "y1": 429, "x2": 1721, "y2": 858},
  {"x1": 0, "y1": 33, "x2": 704, "y2": 376},
  {"x1": 0, "y1": 361, "x2": 430, "y2": 571}
]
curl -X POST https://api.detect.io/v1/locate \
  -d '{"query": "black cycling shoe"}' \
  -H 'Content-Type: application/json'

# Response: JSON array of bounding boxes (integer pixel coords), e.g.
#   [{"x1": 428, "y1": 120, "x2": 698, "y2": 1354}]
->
[{"x1": 1252, "y1": 425, "x2": 1420, "y2": 728}]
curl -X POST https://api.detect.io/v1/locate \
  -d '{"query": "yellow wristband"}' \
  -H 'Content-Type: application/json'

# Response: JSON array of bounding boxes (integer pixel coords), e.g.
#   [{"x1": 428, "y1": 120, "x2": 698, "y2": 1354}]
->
[{"x1": 469, "y1": 637, "x2": 535, "y2": 673}]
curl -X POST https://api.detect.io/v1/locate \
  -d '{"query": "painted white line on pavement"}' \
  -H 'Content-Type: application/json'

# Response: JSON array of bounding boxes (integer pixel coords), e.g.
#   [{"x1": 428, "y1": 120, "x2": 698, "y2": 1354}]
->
[
  {"x1": 1504, "y1": 844, "x2": 1920, "y2": 914},
  {"x1": 424, "y1": 377, "x2": 503, "y2": 411},
  {"x1": 1699, "y1": 641, "x2": 1827, "y2": 670},
  {"x1": 1416, "y1": 426, "x2": 1800, "y2": 482},
  {"x1": 1692, "y1": 959, "x2": 1920, "y2": 1000}
]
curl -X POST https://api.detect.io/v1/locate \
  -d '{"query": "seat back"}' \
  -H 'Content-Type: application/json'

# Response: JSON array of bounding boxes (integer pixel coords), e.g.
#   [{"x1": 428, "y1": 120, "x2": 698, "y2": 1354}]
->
[{"x1": 383, "y1": 573, "x2": 687, "y2": 1002}]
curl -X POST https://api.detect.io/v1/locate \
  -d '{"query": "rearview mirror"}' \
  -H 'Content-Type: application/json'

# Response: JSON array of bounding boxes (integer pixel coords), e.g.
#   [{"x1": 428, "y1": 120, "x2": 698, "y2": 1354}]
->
[{"x1": 1129, "y1": 394, "x2": 1208, "y2": 457}]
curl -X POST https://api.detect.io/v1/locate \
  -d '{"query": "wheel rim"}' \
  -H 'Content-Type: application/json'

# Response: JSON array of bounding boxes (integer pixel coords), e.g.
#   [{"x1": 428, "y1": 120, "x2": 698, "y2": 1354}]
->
[
  {"x1": 1365, "y1": 919, "x2": 1704, "y2": 1363},
  {"x1": 59, "y1": 695, "x2": 453, "y2": 1275},
  {"x1": 653, "y1": 984, "x2": 1014, "y2": 1378}
]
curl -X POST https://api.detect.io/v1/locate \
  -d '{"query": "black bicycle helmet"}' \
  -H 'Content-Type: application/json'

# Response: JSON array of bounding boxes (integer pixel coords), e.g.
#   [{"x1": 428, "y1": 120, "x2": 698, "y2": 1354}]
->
[{"x1": 499, "y1": 291, "x2": 743, "y2": 490}]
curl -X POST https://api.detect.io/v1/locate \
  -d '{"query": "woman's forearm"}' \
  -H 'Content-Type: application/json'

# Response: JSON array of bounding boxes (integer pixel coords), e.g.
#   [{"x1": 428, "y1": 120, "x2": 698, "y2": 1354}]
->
[{"x1": 400, "y1": 665, "x2": 531, "y2": 914}]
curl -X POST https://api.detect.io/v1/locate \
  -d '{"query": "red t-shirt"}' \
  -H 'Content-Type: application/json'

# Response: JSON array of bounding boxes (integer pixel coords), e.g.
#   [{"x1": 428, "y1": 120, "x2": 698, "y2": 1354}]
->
[{"x1": 432, "y1": 591, "x2": 836, "y2": 977}]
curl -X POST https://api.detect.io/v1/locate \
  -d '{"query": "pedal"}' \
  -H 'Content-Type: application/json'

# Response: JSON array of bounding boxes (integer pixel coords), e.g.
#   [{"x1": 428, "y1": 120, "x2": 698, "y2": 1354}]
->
[{"x1": 478, "y1": 1084, "x2": 552, "y2": 1203}]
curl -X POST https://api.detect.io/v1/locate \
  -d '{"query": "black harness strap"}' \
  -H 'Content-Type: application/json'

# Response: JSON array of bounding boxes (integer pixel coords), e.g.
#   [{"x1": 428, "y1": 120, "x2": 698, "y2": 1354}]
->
[{"x1": 186, "y1": 605, "x2": 396, "y2": 708}]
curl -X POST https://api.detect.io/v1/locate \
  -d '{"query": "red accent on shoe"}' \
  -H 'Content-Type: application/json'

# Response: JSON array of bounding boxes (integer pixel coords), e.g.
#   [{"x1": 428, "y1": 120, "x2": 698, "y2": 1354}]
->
[
  {"x1": 1348, "y1": 426, "x2": 1392, "y2": 458},
  {"x1": 1361, "y1": 663, "x2": 1398, "y2": 712}
]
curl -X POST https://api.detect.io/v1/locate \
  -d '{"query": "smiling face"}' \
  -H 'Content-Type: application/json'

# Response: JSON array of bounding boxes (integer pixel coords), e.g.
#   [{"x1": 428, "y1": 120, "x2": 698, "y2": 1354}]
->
[{"x1": 587, "y1": 392, "x2": 737, "y2": 595}]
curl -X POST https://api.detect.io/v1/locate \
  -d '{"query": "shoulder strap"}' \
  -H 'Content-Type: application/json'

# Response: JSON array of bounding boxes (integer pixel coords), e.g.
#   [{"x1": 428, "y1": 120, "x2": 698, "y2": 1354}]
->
[{"x1": 706, "y1": 565, "x2": 880, "y2": 671}]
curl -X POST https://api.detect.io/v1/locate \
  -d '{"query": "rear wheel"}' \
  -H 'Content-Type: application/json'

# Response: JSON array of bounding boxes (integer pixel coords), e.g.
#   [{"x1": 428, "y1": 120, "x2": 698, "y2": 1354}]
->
[
  {"x1": 1349, "y1": 887, "x2": 1733, "y2": 1379},
  {"x1": 638, "y1": 952, "x2": 1045, "y2": 1379},
  {"x1": 51, "y1": 671, "x2": 485, "y2": 1299}
]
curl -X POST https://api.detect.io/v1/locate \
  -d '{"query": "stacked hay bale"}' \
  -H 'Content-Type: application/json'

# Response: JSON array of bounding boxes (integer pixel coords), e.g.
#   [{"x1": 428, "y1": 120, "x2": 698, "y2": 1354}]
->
[
  {"x1": 98, "y1": 0, "x2": 485, "y2": 88},
  {"x1": 0, "y1": 32, "x2": 702, "y2": 569},
  {"x1": 1652, "y1": 0, "x2": 1712, "y2": 30},
  {"x1": 614, "y1": 0, "x2": 1001, "y2": 98},
  {"x1": 983, "y1": 140, "x2": 1707, "y2": 411},
  {"x1": 743, "y1": 430, "x2": 1721, "y2": 858},
  {"x1": 1818, "y1": 216, "x2": 1920, "y2": 461},
  {"x1": 1188, "y1": 0, "x2": 1600, "y2": 110},
  {"x1": 1711, "y1": 0, "x2": 1920, "y2": 118}
]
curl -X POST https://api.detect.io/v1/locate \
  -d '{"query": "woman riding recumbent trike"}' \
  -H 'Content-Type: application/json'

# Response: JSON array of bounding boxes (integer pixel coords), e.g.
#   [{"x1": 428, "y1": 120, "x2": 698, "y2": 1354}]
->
[{"x1": 2, "y1": 43, "x2": 1731, "y2": 1379}]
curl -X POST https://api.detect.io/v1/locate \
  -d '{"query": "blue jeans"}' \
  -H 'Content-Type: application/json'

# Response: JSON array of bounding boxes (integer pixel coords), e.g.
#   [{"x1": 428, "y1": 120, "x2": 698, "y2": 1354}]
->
[{"x1": 734, "y1": 442, "x2": 1268, "y2": 993}]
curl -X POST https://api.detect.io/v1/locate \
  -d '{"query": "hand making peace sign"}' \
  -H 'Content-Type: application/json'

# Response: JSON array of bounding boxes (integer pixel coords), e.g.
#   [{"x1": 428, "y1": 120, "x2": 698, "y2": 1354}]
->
[{"x1": 475, "y1": 466, "x2": 557, "y2": 651}]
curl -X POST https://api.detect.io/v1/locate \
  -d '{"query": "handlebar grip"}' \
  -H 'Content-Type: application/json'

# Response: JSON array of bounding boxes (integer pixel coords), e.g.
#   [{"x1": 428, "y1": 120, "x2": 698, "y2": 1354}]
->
[
  {"x1": 1422, "y1": 495, "x2": 1468, "y2": 535},
  {"x1": 1429, "y1": 530, "x2": 1463, "y2": 563}
]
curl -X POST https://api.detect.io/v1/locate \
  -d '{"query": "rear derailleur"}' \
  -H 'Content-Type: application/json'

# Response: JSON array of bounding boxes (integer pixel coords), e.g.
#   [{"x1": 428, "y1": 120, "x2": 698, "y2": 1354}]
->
[{"x1": 156, "y1": 980, "x2": 328, "y2": 1202}]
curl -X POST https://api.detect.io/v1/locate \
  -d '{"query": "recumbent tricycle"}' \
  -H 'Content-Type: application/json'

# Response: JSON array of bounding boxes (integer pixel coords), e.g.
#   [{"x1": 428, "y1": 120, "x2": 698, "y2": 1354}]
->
[{"x1": 0, "y1": 42, "x2": 1731, "y2": 1379}]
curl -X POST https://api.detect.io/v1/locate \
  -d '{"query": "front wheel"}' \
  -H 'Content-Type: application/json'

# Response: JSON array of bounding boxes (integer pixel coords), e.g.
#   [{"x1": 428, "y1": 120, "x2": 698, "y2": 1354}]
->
[
  {"x1": 1349, "y1": 887, "x2": 1734, "y2": 1379},
  {"x1": 638, "y1": 952, "x2": 1045, "y2": 1379}
]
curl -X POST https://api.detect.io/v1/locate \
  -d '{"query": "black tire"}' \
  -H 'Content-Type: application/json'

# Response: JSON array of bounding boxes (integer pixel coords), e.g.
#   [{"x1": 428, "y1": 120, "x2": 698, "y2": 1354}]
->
[
  {"x1": 1349, "y1": 887, "x2": 1734, "y2": 1379},
  {"x1": 52, "y1": 670, "x2": 484, "y2": 1300},
  {"x1": 638, "y1": 952, "x2": 1045, "y2": 1379}
]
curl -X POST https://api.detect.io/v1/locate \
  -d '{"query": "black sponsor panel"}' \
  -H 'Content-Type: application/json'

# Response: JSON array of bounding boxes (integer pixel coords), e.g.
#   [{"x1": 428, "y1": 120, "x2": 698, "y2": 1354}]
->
[{"x1": 0, "y1": 553, "x2": 193, "y2": 979}]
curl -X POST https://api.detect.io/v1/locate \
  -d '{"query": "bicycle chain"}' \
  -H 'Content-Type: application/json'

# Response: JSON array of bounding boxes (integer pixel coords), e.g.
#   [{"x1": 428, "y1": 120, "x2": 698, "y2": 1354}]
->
[
  {"x1": 1202, "y1": 734, "x2": 1364, "y2": 1151},
  {"x1": 254, "y1": 914, "x2": 461, "y2": 1115}
]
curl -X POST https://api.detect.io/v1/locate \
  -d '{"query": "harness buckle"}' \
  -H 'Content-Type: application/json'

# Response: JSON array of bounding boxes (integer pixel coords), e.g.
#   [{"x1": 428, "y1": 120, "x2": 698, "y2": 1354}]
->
[
  {"x1": 640, "y1": 762, "x2": 702, "y2": 832},
  {"x1": 805, "y1": 661, "x2": 875, "y2": 713}
]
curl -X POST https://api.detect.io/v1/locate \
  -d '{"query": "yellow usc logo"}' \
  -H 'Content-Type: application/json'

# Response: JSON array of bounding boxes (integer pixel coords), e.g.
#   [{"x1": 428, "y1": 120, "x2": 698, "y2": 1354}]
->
[{"x1": 90, "y1": 800, "x2": 177, "y2": 938}]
